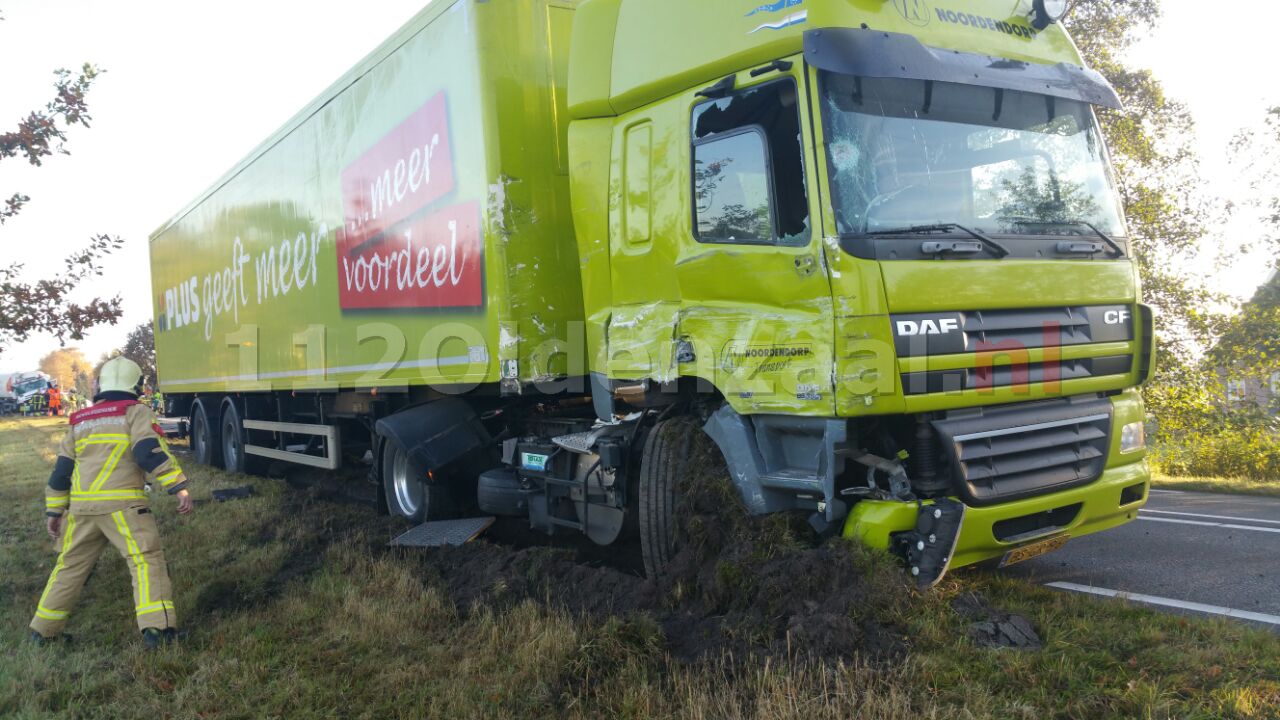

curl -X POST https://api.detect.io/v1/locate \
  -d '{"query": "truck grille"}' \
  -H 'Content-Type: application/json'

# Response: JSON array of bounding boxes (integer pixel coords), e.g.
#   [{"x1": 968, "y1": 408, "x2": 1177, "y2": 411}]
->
[
  {"x1": 892, "y1": 305, "x2": 1135, "y2": 358},
  {"x1": 931, "y1": 397, "x2": 1113, "y2": 506},
  {"x1": 902, "y1": 355, "x2": 1132, "y2": 395}
]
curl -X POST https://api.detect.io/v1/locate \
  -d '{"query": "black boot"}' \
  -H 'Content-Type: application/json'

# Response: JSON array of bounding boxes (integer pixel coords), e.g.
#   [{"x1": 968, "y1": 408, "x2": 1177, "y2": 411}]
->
[
  {"x1": 29, "y1": 631, "x2": 72, "y2": 647},
  {"x1": 141, "y1": 627, "x2": 179, "y2": 650}
]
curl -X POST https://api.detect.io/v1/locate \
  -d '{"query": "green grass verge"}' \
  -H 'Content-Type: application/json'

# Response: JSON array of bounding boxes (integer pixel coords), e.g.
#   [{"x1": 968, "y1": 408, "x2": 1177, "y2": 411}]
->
[
  {"x1": 1151, "y1": 472, "x2": 1280, "y2": 498},
  {"x1": 1, "y1": 417, "x2": 1277, "y2": 719}
]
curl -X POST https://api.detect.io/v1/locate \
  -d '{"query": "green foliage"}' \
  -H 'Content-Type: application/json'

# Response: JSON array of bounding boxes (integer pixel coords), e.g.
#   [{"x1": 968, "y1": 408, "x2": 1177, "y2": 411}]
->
[
  {"x1": 121, "y1": 322, "x2": 157, "y2": 385},
  {"x1": 1153, "y1": 422, "x2": 1280, "y2": 481}
]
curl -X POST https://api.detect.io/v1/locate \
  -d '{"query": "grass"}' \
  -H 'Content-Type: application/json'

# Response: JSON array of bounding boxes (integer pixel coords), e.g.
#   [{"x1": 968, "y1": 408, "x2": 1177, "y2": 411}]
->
[
  {"x1": 1, "y1": 416, "x2": 1278, "y2": 719},
  {"x1": 1151, "y1": 472, "x2": 1280, "y2": 498}
]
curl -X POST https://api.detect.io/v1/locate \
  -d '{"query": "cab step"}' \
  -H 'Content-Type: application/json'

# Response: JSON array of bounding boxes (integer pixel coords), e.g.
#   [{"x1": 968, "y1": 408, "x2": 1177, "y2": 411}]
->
[{"x1": 390, "y1": 517, "x2": 495, "y2": 548}]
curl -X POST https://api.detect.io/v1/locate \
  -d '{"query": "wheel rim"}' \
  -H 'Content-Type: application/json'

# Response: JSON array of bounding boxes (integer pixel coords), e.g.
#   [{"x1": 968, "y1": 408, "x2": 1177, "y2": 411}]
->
[
  {"x1": 391, "y1": 449, "x2": 420, "y2": 516},
  {"x1": 223, "y1": 417, "x2": 240, "y2": 469}
]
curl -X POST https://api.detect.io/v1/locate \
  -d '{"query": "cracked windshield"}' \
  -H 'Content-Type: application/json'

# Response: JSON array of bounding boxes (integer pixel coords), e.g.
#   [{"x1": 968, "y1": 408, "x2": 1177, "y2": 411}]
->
[{"x1": 822, "y1": 72, "x2": 1127, "y2": 238}]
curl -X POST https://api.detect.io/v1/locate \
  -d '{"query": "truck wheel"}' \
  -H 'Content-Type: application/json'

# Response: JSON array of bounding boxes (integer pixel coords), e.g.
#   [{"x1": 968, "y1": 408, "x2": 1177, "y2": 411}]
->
[
  {"x1": 220, "y1": 401, "x2": 267, "y2": 475},
  {"x1": 191, "y1": 399, "x2": 223, "y2": 468},
  {"x1": 382, "y1": 439, "x2": 454, "y2": 524},
  {"x1": 639, "y1": 416, "x2": 697, "y2": 579}
]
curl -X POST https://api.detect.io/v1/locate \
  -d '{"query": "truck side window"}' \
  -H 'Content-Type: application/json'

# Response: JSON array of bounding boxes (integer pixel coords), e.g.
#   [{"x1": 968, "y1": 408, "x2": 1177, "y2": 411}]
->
[{"x1": 692, "y1": 79, "x2": 810, "y2": 245}]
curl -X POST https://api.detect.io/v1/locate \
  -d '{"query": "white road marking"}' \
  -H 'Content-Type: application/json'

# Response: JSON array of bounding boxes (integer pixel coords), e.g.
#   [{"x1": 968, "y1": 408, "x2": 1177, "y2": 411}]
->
[
  {"x1": 1138, "y1": 516, "x2": 1280, "y2": 534},
  {"x1": 1147, "y1": 489, "x2": 1183, "y2": 494},
  {"x1": 1141, "y1": 509, "x2": 1280, "y2": 526},
  {"x1": 1046, "y1": 582, "x2": 1280, "y2": 627}
]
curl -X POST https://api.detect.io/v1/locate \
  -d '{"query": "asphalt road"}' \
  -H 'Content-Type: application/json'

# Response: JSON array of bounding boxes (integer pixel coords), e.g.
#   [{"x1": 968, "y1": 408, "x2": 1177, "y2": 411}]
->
[{"x1": 1003, "y1": 488, "x2": 1280, "y2": 627}]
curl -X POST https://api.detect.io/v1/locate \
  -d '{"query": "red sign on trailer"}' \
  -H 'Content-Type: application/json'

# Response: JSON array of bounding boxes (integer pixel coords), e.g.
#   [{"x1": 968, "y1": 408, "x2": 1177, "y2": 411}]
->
[{"x1": 337, "y1": 92, "x2": 481, "y2": 310}]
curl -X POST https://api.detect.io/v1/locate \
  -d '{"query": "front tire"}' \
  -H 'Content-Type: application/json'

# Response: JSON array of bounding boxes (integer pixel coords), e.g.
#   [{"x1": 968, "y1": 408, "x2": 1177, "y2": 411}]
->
[
  {"x1": 638, "y1": 416, "x2": 697, "y2": 579},
  {"x1": 381, "y1": 439, "x2": 455, "y2": 524}
]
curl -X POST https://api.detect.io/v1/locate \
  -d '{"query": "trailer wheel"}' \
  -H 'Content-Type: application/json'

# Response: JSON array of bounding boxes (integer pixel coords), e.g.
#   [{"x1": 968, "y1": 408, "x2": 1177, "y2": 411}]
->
[
  {"x1": 638, "y1": 416, "x2": 697, "y2": 579},
  {"x1": 382, "y1": 439, "x2": 455, "y2": 524},
  {"x1": 220, "y1": 401, "x2": 267, "y2": 475},
  {"x1": 191, "y1": 399, "x2": 223, "y2": 468}
]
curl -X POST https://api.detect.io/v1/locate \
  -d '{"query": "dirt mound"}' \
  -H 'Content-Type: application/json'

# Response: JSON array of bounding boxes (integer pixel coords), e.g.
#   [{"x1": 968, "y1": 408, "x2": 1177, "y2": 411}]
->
[{"x1": 409, "y1": 433, "x2": 907, "y2": 664}]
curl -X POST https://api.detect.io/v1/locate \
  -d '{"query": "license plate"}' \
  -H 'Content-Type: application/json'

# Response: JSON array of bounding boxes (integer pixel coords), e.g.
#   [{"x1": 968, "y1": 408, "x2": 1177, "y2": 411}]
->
[{"x1": 999, "y1": 534, "x2": 1070, "y2": 568}]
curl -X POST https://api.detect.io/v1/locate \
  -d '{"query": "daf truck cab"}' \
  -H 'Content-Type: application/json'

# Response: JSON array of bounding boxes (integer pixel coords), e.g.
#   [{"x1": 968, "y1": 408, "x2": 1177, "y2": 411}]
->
[{"x1": 564, "y1": 0, "x2": 1151, "y2": 582}]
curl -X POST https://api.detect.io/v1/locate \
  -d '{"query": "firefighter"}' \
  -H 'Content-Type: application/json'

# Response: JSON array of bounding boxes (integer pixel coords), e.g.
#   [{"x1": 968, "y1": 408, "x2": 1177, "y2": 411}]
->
[
  {"x1": 29, "y1": 357, "x2": 194, "y2": 649},
  {"x1": 47, "y1": 384, "x2": 62, "y2": 417}
]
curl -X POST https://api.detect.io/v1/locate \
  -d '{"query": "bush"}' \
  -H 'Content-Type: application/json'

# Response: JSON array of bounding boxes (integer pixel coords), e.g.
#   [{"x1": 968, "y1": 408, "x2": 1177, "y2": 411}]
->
[{"x1": 1153, "y1": 423, "x2": 1280, "y2": 480}]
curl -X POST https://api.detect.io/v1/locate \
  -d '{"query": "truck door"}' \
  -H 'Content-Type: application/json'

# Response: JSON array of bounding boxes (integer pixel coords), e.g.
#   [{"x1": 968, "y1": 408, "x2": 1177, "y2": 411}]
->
[{"x1": 606, "y1": 63, "x2": 836, "y2": 415}]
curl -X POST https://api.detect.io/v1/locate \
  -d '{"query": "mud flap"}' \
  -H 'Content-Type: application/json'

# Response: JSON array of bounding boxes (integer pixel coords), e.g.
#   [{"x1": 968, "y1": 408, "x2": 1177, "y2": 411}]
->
[{"x1": 904, "y1": 499, "x2": 965, "y2": 590}]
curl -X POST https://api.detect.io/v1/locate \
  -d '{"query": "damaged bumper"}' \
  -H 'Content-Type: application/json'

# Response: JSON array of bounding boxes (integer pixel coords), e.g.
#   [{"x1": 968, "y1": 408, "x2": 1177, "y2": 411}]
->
[{"x1": 842, "y1": 459, "x2": 1149, "y2": 570}]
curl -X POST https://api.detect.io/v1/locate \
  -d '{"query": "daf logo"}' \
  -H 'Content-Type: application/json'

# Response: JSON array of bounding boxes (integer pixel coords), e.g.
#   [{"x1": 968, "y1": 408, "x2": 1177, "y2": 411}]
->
[
  {"x1": 893, "y1": 0, "x2": 932, "y2": 27},
  {"x1": 896, "y1": 318, "x2": 960, "y2": 337},
  {"x1": 1104, "y1": 309, "x2": 1132, "y2": 326}
]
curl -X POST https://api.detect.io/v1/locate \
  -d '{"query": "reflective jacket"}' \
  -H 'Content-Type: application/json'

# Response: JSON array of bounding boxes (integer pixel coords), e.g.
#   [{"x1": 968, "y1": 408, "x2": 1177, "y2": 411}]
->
[{"x1": 45, "y1": 398, "x2": 188, "y2": 517}]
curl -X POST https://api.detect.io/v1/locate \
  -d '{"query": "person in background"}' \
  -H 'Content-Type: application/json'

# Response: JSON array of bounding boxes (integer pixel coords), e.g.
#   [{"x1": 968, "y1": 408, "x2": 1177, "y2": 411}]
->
[{"x1": 47, "y1": 384, "x2": 62, "y2": 417}]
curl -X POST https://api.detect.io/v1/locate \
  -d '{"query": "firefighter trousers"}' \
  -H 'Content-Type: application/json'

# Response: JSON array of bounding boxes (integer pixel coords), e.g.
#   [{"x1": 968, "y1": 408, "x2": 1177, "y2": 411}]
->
[{"x1": 30, "y1": 507, "x2": 177, "y2": 636}]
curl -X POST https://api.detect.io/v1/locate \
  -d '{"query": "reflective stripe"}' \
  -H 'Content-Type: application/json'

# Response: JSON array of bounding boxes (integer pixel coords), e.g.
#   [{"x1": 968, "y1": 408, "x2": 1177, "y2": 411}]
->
[
  {"x1": 71, "y1": 433, "x2": 129, "y2": 493},
  {"x1": 75, "y1": 432, "x2": 129, "y2": 445},
  {"x1": 46, "y1": 496, "x2": 69, "y2": 508},
  {"x1": 74, "y1": 433, "x2": 129, "y2": 452},
  {"x1": 160, "y1": 437, "x2": 180, "y2": 471},
  {"x1": 112, "y1": 511, "x2": 151, "y2": 610},
  {"x1": 72, "y1": 489, "x2": 147, "y2": 501},
  {"x1": 35, "y1": 515, "x2": 77, "y2": 623},
  {"x1": 157, "y1": 469, "x2": 183, "y2": 488},
  {"x1": 88, "y1": 437, "x2": 129, "y2": 492},
  {"x1": 136, "y1": 601, "x2": 175, "y2": 617}
]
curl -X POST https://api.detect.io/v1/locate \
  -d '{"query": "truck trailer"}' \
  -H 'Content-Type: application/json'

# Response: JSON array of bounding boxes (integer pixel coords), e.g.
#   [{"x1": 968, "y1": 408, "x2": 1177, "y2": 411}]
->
[{"x1": 150, "y1": 0, "x2": 1154, "y2": 585}]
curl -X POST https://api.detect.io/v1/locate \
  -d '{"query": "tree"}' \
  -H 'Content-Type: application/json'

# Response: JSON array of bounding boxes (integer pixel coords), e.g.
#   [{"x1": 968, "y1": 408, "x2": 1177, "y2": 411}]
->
[
  {"x1": 1230, "y1": 107, "x2": 1280, "y2": 265},
  {"x1": 38, "y1": 347, "x2": 91, "y2": 391},
  {"x1": 1063, "y1": 2, "x2": 1252, "y2": 440},
  {"x1": 0, "y1": 11, "x2": 124, "y2": 356},
  {"x1": 1066, "y1": 2, "x2": 1231, "y2": 357},
  {"x1": 121, "y1": 322, "x2": 157, "y2": 385}
]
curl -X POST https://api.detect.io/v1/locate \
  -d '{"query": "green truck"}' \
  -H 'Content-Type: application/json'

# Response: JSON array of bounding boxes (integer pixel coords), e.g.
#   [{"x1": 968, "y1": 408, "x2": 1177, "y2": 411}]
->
[{"x1": 151, "y1": 0, "x2": 1153, "y2": 584}]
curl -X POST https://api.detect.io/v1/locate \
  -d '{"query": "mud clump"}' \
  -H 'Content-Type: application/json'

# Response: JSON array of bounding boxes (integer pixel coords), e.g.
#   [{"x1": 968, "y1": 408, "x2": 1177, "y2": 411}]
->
[
  {"x1": 952, "y1": 592, "x2": 1043, "y2": 650},
  {"x1": 413, "y1": 435, "x2": 907, "y2": 665}
]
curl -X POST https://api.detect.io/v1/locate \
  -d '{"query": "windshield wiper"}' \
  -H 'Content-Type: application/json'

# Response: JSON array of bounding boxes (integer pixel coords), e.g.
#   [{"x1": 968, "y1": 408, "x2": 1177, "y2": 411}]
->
[
  {"x1": 1009, "y1": 218, "x2": 1126, "y2": 258},
  {"x1": 866, "y1": 223, "x2": 1011, "y2": 258}
]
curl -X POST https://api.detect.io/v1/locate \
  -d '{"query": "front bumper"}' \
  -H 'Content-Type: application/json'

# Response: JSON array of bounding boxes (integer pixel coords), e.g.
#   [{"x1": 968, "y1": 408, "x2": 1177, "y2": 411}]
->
[{"x1": 843, "y1": 459, "x2": 1149, "y2": 569}]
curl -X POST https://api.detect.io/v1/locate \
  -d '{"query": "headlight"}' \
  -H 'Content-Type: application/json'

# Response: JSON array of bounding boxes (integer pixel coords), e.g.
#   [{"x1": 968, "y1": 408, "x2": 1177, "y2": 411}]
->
[
  {"x1": 1031, "y1": 0, "x2": 1072, "y2": 29},
  {"x1": 1119, "y1": 421, "x2": 1146, "y2": 454}
]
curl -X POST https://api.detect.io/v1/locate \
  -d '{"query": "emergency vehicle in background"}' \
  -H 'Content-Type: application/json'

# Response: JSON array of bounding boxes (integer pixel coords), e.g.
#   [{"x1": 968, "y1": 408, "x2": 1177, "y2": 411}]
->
[
  {"x1": 150, "y1": 0, "x2": 1154, "y2": 585},
  {"x1": 5, "y1": 371, "x2": 54, "y2": 415}
]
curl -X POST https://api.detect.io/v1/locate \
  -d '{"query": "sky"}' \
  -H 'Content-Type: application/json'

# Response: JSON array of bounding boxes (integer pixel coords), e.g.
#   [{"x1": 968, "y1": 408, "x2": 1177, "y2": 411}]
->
[{"x1": 0, "y1": 0, "x2": 1277, "y2": 375}]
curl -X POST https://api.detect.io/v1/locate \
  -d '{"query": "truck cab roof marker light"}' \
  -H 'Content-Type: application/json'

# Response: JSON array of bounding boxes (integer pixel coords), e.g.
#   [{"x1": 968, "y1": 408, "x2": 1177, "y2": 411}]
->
[{"x1": 1031, "y1": 0, "x2": 1072, "y2": 30}]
